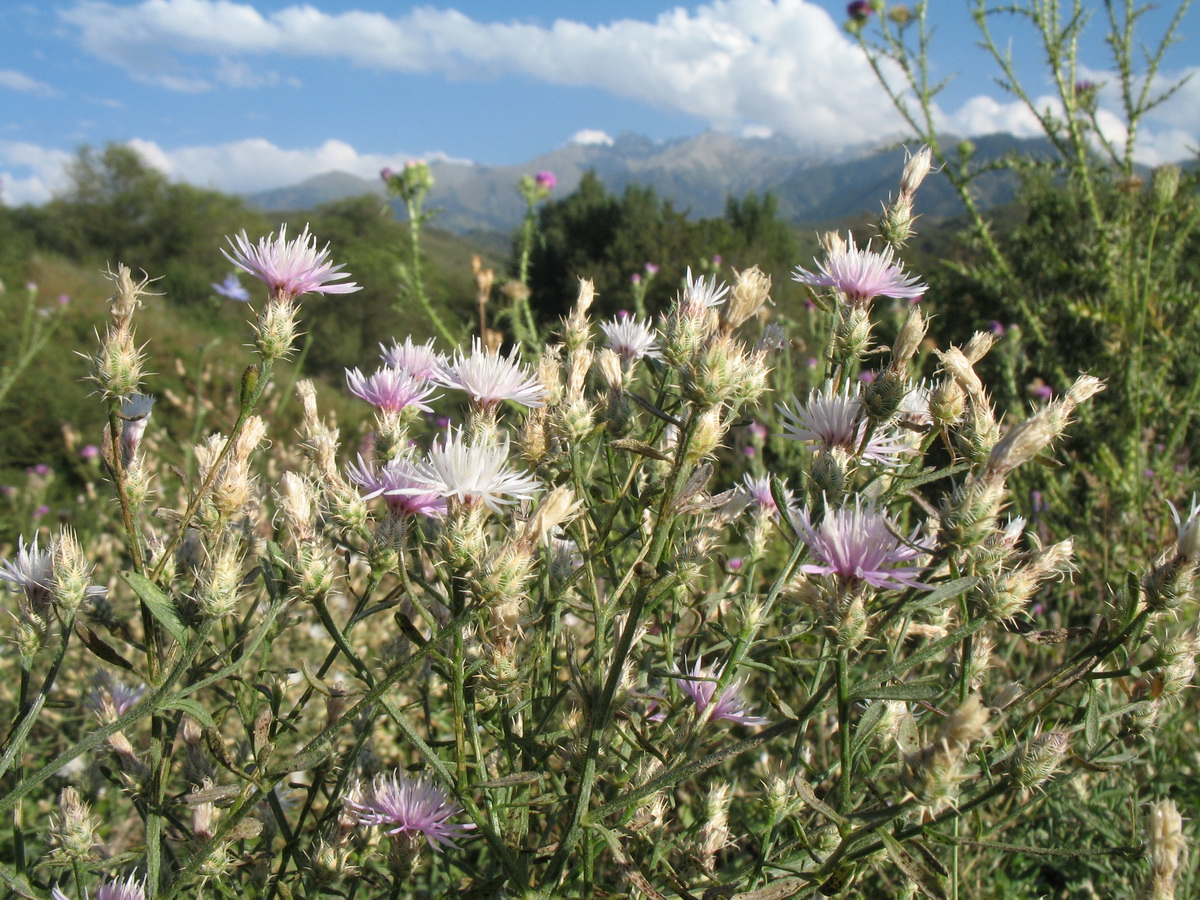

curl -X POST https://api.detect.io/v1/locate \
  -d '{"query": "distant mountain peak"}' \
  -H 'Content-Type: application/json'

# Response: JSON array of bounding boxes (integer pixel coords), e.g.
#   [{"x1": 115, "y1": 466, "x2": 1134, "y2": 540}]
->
[{"x1": 246, "y1": 130, "x2": 1055, "y2": 234}]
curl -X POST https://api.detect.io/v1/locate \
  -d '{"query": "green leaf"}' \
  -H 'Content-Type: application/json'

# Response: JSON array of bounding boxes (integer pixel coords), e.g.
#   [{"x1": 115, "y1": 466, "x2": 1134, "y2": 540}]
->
[
  {"x1": 121, "y1": 571, "x2": 187, "y2": 644},
  {"x1": 850, "y1": 681, "x2": 943, "y2": 702},
  {"x1": 160, "y1": 697, "x2": 214, "y2": 728}
]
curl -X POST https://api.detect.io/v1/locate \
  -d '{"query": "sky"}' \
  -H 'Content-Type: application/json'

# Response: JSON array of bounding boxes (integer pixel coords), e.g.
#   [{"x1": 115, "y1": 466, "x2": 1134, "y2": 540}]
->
[{"x1": 1, "y1": 0, "x2": 1198, "y2": 205}]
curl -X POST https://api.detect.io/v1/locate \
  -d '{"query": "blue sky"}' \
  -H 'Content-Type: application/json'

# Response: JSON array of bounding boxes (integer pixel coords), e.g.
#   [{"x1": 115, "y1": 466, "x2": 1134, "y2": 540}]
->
[{"x1": 2, "y1": 0, "x2": 1197, "y2": 204}]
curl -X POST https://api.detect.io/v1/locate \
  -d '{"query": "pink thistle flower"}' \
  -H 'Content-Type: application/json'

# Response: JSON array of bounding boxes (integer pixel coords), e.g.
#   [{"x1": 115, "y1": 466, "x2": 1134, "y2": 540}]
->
[
  {"x1": 793, "y1": 499, "x2": 930, "y2": 591},
  {"x1": 778, "y1": 383, "x2": 912, "y2": 466},
  {"x1": 53, "y1": 874, "x2": 146, "y2": 900},
  {"x1": 406, "y1": 428, "x2": 541, "y2": 514},
  {"x1": 677, "y1": 657, "x2": 769, "y2": 727},
  {"x1": 534, "y1": 170, "x2": 557, "y2": 191},
  {"x1": 349, "y1": 771, "x2": 475, "y2": 851},
  {"x1": 346, "y1": 454, "x2": 446, "y2": 519},
  {"x1": 345, "y1": 367, "x2": 438, "y2": 414},
  {"x1": 380, "y1": 337, "x2": 442, "y2": 381},
  {"x1": 435, "y1": 337, "x2": 545, "y2": 410},
  {"x1": 793, "y1": 234, "x2": 926, "y2": 305},
  {"x1": 223, "y1": 224, "x2": 361, "y2": 303},
  {"x1": 738, "y1": 474, "x2": 792, "y2": 516},
  {"x1": 600, "y1": 315, "x2": 662, "y2": 361}
]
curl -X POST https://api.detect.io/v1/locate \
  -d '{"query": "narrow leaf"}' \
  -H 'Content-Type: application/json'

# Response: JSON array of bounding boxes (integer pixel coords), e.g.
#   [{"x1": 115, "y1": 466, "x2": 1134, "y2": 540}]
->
[{"x1": 121, "y1": 571, "x2": 187, "y2": 644}]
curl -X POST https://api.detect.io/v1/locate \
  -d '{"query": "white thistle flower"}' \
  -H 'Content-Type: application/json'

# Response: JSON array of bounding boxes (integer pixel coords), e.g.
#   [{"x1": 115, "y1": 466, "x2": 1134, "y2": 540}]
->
[
  {"x1": 407, "y1": 428, "x2": 541, "y2": 513},
  {"x1": 436, "y1": 337, "x2": 545, "y2": 410}
]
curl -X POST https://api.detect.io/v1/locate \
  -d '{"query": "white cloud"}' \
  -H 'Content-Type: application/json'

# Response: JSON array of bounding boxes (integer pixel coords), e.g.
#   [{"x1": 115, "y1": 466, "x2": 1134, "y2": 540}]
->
[
  {"x1": 2, "y1": 136, "x2": 474, "y2": 204},
  {"x1": 0, "y1": 141, "x2": 74, "y2": 204},
  {"x1": 570, "y1": 129, "x2": 614, "y2": 147},
  {"x1": 0, "y1": 69, "x2": 58, "y2": 97},
  {"x1": 126, "y1": 137, "x2": 445, "y2": 193},
  {"x1": 60, "y1": 0, "x2": 910, "y2": 150}
]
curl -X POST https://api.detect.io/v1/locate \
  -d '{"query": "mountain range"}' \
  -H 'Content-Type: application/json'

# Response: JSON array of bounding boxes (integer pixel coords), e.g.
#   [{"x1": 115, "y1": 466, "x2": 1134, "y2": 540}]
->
[{"x1": 247, "y1": 130, "x2": 1058, "y2": 234}]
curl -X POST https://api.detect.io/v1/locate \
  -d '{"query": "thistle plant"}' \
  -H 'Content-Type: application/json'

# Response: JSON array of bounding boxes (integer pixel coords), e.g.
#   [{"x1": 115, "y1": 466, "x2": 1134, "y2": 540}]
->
[
  {"x1": 0, "y1": 154, "x2": 1195, "y2": 900},
  {"x1": 382, "y1": 161, "x2": 457, "y2": 347},
  {"x1": 850, "y1": 0, "x2": 1200, "y2": 581}
]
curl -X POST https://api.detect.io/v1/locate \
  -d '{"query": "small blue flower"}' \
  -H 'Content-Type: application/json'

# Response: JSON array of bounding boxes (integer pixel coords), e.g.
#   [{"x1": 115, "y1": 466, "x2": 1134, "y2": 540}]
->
[{"x1": 212, "y1": 272, "x2": 250, "y2": 303}]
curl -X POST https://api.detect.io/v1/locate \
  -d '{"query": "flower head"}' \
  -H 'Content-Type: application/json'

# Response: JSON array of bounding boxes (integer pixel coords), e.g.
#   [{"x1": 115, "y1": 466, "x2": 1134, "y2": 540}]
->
[
  {"x1": 346, "y1": 454, "x2": 446, "y2": 519},
  {"x1": 677, "y1": 657, "x2": 769, "y2": 727},
  {"x1": 0, "y1": 535, "x2": 53, "y2": 609},
  {"x1": 436, "y1": 337, "x2": 545, "y2": 410},
  {"x1": 211, "y1": 273, "x2": 250, "y2": 302},
  {"x1": 737, "y1": 474, "x2": 792, "y2": 516},
  {"x1": 778, "y1": 382, "x2": 912, "y2": 466},
  {"x1": 349, "y1": 771, "x2": 474, "y2": 850},
  {"x1": 793, "y1": 234, "x2": 926, "y2": 304},
  {"x1": 600, "y1": 315, "x2": 662, "y2": 361},
  {"x1": 534, "y1": 170, "x2": 557, "y2": 191},
  {"x1": 680, "y1": 266, "x2": 729, "y2": 316},
  {"x1": 52, "y1": 874, "x2": 146, "y2": 900},
  {"x1": 407, "y1": 428, "x2": 540, "y2": 513},
  {"x1": 1169, "y1": 495, "x2": 1200, "y2": 563},
  {"x1": 380, "y1": 337, "x2": 442, "y2": 381},
  {"x1": 847, "y1": 0, "x2": 874, "y2": 21},
  {"x1": 223, "y1": 224, "x2": 361, "y2": 303},
  {"x1": 345, "y1": 367, "x2": 438, "y2": 414},
  {"x1": 794, "y1": 499, "x2": 929, "y2": 590}
]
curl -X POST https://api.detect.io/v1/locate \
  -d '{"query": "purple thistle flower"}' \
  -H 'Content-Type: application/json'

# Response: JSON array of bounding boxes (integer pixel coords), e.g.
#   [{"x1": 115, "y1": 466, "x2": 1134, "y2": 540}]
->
[
  {"x1": 847, "y1": 0, "x2": 874, "y2": 21},
  {"x1": 677, "y1": 657, "x2": 769, "y2": 727},
  {"x1": 223, "y1": 224, "x2": 361, "y2": 303},
  {"x1": 778, "y1": 383, "x2": 913, "y2": 466},
  {"x1": 53, "y1": 874, "x2": 146, "y2": 900},
  {"x1": 0, "y1": 535, "x2": 53, "y2": 609},
  {"x1": 534, "y1": 170, "x2": 557, "y2": 191},
  {"x1": 346, "y1": 454, "x2": 447, "y2": 519},
  {"x1": 435, "y1": 337, "x2": 545, "y2": 410},
  {"x1": 793, "y1": 499, "x2": 930, "y2": 591},
  {"x1": 379, "y1": 337, "x2": 442, "y2": 381},
  {"x1": 793, "y1": 233, "x2": 926, "y2": 305},
  {"x1": 345, "y1": 366, "x2": 438, "y2": 414},
  {"x1": 349, "y1": 771, "x2": 475, "y2": 851},
  {"x1": 80, "y1": 444, "x2": 100, "y2": 461},
  {"x1": 211, "y1": 272, "x2": 250, "y2": 303}
]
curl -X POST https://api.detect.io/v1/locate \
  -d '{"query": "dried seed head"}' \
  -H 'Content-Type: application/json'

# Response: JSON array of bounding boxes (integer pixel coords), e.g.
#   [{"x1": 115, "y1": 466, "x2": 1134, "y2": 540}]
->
[
  {"x1": 900, "y1": 146, "x2": 934, "y2": 197},
  {"x1": 963, "y1": 331, "x2": 996, "y2": 365},
  {"x1": 722, "y1": 265, "x2": 772, "y2": 330},
  {"x1": 892, "y1": 305, "x2": 928, "y2": 366},
  {"x1": 939, "y1": 694, "x2": 990, "y2": 752},
  {"x1": 1146, "y1": 798, "x2": 1186, "y2": 900},
  {"x1": 987, "y1": 408, "x2": 1057, "y2": 478}
]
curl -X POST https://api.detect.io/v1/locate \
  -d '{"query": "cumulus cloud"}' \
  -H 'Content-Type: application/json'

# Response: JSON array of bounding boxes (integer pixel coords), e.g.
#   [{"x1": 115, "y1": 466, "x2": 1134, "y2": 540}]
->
[
  {"x1": 0, "y1": 70, "x2": 58, "y2": 97},
  {"x1": 570, "y1": 129, "x2": 615, "y2": 147},
  {"x1": 938, "y1": 63, "x2": 1200, "y2": 165},
  {"x1": 0, "y1": 142, "x2": 74, "y2": 205},
  {"x1": 127, "y1": 137, "x2": 455, "y2": 194},
  {"x1": 60, "y1": 0, "x2": 910, "y2": 150}
]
